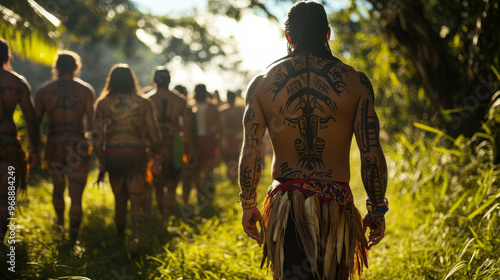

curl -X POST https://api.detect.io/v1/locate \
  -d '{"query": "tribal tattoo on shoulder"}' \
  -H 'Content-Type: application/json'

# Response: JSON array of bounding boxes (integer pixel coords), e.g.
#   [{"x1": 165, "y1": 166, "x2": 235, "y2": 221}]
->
[{"x1": 266, "y1": 56, "x2": 348, "y2": 177}]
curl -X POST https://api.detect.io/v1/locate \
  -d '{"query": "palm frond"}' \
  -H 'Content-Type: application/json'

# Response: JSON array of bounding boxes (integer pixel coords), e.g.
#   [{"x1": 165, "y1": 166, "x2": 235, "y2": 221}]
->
[{"x1": 0, "y1": 0, "x2": 60, "y2": 65}]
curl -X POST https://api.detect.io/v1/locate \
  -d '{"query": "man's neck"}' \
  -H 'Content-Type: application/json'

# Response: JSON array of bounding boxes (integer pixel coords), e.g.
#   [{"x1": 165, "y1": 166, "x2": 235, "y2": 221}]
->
[
  {"x1": 156, "y1": 87, "x2": 171, "y2": 93},
  {"x1": 58, "y1": 74, "x2": 74, "y2": 81}
]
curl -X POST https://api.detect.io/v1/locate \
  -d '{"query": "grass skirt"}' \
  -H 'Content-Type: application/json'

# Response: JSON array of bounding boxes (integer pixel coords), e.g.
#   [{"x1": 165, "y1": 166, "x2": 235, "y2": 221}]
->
[{"x1": 261, "y1": 179, "x2": 369, "y2": 279}]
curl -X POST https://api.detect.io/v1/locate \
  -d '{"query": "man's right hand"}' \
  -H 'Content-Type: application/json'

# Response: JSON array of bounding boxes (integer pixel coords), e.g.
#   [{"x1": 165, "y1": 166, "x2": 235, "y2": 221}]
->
[{"x1": 362, "y1": 214, "x2": 386, "y2": 249}]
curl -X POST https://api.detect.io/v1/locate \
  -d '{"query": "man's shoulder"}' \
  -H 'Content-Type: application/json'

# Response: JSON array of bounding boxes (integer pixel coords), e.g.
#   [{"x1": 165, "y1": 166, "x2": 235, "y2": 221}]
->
[
  {"x1": 170, "y1": 89, "x2": 187, "y2": 106},
  {"x1": 37, "y1": 80, "x2": 57, "y2": 95},
  {"x1": 335, "y1": 61, "x2": 361, "y2": 78},
  {"x1": 149, "y1": 89, "x2": 186, "y2": 102},
  {"x1": 2, "y1": 69, "x2": 30, "y2": 89},
  {"x1": 73, "y1": 78, "x2": 95, "y2": 93},
  {"x1": 6, "y1": 69, "x2": 27, "y2": 82},
  {"x1": 170, "y1": 88, "x2": 186, "y2": 99},
  {"x1": 145, "y1": 89, "x2": 157, "y2": 100},
  {"x1": 244, "y1": 72, "x2": 267, "y2": 102}
]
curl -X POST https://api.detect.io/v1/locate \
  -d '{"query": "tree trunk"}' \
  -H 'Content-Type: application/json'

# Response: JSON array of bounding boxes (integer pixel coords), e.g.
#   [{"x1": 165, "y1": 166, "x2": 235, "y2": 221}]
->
[{"x1": 370, "y1": 0, "x2": 486, "y2": 137}]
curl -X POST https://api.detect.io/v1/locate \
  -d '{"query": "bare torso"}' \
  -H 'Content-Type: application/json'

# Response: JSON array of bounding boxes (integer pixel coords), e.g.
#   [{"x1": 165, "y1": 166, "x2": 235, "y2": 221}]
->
[
  {"x1": 35, "y1": 78, "x2": 95, "y2": 138},
  {"x1": 0, "y1": 69, "x2": 33, "y2": 138},
  {"x1": 95, "y1": 93, "x2": 160, "y2": 146},
  {"x1": 147, "y1": 88, "x2": 187, "y2": 137},
  {"x1": 252, "y1": 54, "x2": 364, "y2": 183}
]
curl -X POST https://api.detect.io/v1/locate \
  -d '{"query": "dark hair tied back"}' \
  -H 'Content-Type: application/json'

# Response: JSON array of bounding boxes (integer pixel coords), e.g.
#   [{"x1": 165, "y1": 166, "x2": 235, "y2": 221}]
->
[{"x1": 284, "y1": 1, "x2": 336, "y2": 61}]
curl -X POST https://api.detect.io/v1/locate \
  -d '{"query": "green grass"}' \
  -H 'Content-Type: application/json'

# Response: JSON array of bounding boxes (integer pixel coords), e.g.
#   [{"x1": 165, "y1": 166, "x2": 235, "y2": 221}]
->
[
  {"x1": 1, "y1": 162, "x2": 272, "y2": 280},
  {"x1": 1, "y1": 127, "x2": 499, "y2": 279},
  {"x1": 362, "y1": 125, "x2": 500, "y2": 279}
]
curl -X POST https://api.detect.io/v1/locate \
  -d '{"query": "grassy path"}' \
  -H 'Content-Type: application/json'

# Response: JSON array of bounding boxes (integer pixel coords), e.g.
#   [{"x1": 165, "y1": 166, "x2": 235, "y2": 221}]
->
[{"x1": 1, "y1": 135, "x2": 499, "y2": 279}]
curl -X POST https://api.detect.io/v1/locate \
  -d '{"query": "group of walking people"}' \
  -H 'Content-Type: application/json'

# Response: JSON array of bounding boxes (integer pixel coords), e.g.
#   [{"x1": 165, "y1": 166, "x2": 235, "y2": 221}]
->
[
  {"x1": 2, "y1": 1, "x2": 389, "y2": 279},
  {"x1": 0, "y1": 39, "x2": 244, "y2": 248}
]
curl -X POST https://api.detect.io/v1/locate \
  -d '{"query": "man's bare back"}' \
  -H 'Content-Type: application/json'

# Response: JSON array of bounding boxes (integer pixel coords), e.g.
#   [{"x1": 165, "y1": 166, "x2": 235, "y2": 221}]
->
[
  {"x1": 147, "y1": 88, "x2": 187, "y2": 137},
  {"x1": 35, "y1": 78, "x2": 94, "y2": 138},
  {"x1": 95, "y1": 94, "x2": 160, "y2": 146},
  {"x1": 239, "y1": 3, "x2": 387, "y2": 278},
  {"x1": 146, "y1": 79, "x2": 192, "y2": 226},
  {"x1": 0, "y1": 39, "x2": 39, "y2": 242},
  {"x1": 245, "y1": 54, "x2": 371, "y2": 183},
  {"x1": 34, "y1": 50, "x2": 95, "y2": 243},
  {"x1": 0, "y1": 69, "x2": 38, "y2": 142}
]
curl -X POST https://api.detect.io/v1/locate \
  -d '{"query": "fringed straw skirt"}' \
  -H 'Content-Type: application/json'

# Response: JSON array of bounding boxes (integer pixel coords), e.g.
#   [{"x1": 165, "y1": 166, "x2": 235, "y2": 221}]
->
[{"x1": 261, "y1": 179, "x2": 369, "y2": 280}]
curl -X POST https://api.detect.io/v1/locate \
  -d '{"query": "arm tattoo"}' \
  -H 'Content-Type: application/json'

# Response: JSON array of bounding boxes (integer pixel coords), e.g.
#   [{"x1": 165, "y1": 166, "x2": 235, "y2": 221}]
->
[
  {"x1": 356, "y1": 75, "x2": 387, "y2": 203},
  {"x1": 239, "y1": 74, "x2": 268, "y2": 200},
  {"x1": 251, "y1": 123, "x2": 259, "y2": 147},
  {"x1": 239, "y1": 156, "x2": 262, "y2": 199}
]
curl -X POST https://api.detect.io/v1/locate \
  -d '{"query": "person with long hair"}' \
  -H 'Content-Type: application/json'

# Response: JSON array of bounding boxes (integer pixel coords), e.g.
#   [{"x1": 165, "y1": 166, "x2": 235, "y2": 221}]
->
[
  {"x1": 0, "y1": 38, "x2": 39, "y2": 243},
  {"x1": 35, "y1": 50, "x2": 95, "y2": 244},
  {"x1": 239, "y1": 1, "x2": 388, "y2": 279},
  {"x1": 93, "y1": 64, "x2": 161, "y2": 248}
]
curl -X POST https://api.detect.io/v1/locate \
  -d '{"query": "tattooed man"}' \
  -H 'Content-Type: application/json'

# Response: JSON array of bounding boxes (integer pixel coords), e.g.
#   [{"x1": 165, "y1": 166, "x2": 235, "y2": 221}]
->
[
  {"x1": 0, "y1": 38, "x2": 39, "y2": 243},
  {"x1": 93, "y1": 64, "x2": 161, "y2": 246},
  {"x1": 239, "y1": 1, "x2": 388, "y2": 279},
  {"x1": 146, "y1": 67, "x2": 195, "y2": 227},
  {"x1": 35, "y1": 51, "x2": 94, "y2": 244}
]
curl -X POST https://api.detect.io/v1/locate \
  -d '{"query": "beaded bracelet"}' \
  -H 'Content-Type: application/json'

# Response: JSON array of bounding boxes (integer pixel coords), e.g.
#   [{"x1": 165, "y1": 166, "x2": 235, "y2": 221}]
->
[
  {"x1": 366, "y1": 198, "x2": 389, "y2": 216},
  {"x1": 240, "y1": 194, "x2": 258, "y2": 209}
]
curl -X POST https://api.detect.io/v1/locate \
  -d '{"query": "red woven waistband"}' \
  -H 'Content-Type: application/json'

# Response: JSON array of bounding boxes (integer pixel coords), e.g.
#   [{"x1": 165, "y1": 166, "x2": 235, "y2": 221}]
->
[{"x1": 268, "y1": 178, "x2": 352, "y2": 204}]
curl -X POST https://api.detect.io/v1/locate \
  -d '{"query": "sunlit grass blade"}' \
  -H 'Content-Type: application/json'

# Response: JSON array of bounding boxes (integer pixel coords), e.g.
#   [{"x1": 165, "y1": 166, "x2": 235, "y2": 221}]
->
[
  {"x1": 459, "y1": 238, "x2": 475, "y2": 260},
  {"x1": 468, "y1": 193, "x2": 500, "y2": 220},
  {"x1": 447, "y1": 191, "x2": 469, "y2": 215},
  {"x1": 444, "y1": 261, "x2": 467, "y2": 280}
]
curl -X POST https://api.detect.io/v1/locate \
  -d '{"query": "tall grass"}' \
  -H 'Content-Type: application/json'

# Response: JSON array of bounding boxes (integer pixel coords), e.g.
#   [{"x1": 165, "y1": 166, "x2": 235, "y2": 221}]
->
[
  {"x1": 362, "y1": 124, "x2": 499, "y2": 279},
  {"x1": 0, "y1": 163, "x2": 270, "y2": 280},
  {"x1": 1, "y1": 125, "x2": 498, "y2": 279}
]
